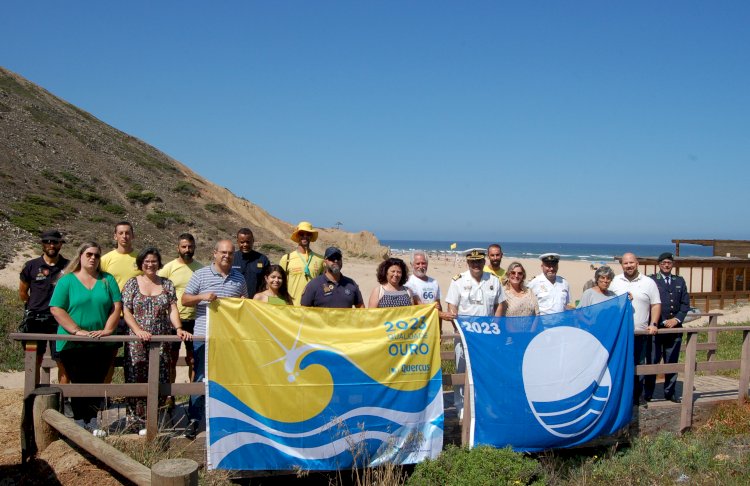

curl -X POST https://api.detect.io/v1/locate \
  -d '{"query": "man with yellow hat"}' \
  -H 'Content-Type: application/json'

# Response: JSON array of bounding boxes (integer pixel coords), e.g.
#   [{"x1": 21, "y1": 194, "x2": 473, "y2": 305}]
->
[{"x1": 279, "y1": 222, "x2": 325, "y2": 305}]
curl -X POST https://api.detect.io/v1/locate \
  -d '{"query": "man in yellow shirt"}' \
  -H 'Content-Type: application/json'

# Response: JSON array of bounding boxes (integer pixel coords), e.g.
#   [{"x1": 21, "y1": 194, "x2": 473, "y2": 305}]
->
[
  {"x1": 100, "y1": 221, "x2": 141, "y2": 289},
  {"x1": 159, "y1": 233, "x2": 202, "y2": 380},
  {"x1": 99, "y1": 221, "x2": 141, "y2": 383},
  {"x1": 483, "y1": 243, "x2": 506, "y2": 280},
  {"x1": 279, "y1": 221, "x2": 324, "y2": 305}
]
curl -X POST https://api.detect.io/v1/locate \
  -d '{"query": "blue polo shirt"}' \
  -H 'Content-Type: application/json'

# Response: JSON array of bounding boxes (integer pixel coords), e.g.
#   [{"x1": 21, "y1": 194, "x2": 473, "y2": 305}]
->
[
  {"x1": 300, "y1": 274, "x2": 364, "y2": 309},
  {"x1": 184, "y1": 263, "x2": 248, "y2": 346}
]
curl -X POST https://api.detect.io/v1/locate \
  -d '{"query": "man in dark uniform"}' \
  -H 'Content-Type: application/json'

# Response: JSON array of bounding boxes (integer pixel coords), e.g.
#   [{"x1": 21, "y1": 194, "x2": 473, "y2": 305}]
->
[
  {"x1": 231, "y1": 227, "x2": 270, "y2": 296},
  {"x1": 18, "y1": 229, "x2": 70, "y2": 383},
  {"x1": 300, "y1": 247, "x2": 364, "y2": 308},
  {"x1": 646, "y1": 252, "x2": 691, "y2": 403}
]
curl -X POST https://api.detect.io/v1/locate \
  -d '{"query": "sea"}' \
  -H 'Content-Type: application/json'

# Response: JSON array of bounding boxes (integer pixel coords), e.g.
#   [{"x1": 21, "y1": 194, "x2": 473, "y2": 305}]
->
[{"x1": 380, "y1": 240, "x2": 713, "y2": 263}]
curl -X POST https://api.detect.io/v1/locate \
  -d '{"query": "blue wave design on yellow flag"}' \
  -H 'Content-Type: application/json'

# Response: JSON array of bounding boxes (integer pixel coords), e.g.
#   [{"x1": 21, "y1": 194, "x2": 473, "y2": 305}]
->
[{"x1": 205, "y1": 299, "x2": 443, "y2": 470}]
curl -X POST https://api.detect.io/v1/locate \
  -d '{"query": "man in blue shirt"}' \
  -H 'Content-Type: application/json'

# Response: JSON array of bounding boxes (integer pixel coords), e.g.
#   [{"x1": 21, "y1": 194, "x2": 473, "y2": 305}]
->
[
  {"x1": 301, "y1": 247, "x2": 364, "y2": 309},
  {"x1": 231, "y1": 227, "x2": 270, "y2": 297},
  {"x1": 182, "y1": 239, "x2": 248, "y2": 438}
]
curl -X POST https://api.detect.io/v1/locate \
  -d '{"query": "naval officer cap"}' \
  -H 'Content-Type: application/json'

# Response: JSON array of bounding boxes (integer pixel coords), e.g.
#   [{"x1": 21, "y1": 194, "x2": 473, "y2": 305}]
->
[
  {"x1": 464, "y1": 248, "x2": 486, "y2": 260},
  {"x1": 658, "y1": 252, "x2": 674, "y2": 262},
  {"x1": 539, "y1": 253, "x2": 560, "y2": 263}
]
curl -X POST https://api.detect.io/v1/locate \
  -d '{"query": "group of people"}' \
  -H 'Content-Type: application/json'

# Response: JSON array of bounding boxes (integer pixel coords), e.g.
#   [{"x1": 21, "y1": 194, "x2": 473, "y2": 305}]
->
[{"x1": 19, "y1": 220, "x2": 690, "y2": 437}]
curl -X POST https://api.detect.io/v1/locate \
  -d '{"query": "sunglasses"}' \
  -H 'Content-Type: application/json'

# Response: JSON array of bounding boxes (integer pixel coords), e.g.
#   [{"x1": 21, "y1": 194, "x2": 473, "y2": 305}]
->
[
  {"x1": 42, "y1": 239, "x2": 61, "y2": 244},
  {"x1": 84, "y1": 252, "x2": 101, "y2": 259}
]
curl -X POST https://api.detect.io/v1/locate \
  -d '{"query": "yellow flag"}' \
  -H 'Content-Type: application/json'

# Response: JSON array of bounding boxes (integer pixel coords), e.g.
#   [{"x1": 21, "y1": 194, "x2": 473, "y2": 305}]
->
[{"x1": 450, "y1": 242, "x2": 457, "y2": 250}]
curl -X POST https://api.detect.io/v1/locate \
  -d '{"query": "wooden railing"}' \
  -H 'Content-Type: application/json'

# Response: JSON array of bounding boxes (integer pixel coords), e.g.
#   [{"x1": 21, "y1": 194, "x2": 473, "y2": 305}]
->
[
  {"x1": 10, "y1": 333, "x2": 204, "y2": 440},
  {"x1": 441, "y1": 319, "x2": 750, "y2": 440},
  {"x1": 13, "y1": 320, "x2": 750, "y2": 447}
]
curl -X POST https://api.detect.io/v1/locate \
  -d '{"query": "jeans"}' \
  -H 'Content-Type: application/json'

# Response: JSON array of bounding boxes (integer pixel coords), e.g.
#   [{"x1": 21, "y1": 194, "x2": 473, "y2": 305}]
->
[{"x1": 188, "y1": 344, "x2": 206, "y2": 424}]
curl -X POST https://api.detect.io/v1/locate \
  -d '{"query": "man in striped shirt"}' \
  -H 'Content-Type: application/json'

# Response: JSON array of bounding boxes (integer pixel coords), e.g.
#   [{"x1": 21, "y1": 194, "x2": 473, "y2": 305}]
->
[{"x1": 181, "y1": 239, "x2": 248, "y2": 438}]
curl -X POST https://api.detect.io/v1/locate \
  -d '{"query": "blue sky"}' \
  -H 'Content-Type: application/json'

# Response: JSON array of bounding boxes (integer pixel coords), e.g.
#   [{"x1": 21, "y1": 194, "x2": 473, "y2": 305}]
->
[{"x1": 2, "y1": 2, "x2": 748, "y2": 244}]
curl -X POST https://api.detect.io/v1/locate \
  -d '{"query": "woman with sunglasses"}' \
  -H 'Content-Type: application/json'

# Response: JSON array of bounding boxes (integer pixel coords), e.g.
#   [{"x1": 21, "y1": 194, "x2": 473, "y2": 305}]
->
[
  {"x1": 501, "y1": 262, "x2": 539, "y2": 317},
  {"x1": 50, "y1": 241, "x2": 121, "y2": 435}
]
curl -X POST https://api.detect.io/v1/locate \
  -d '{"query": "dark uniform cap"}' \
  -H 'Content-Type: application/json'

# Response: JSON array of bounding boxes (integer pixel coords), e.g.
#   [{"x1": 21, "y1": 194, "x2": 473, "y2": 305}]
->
[
  {"x1": 324, "y1": 247, "x2": 342, "y2": 260},
  {"x1": 464, "y1": 248, "x2": 486, "y2": 261},
  {"x1": 40, "y1": 230, "x2": 65, "y2": 243},
  {"x1": 540, "y1": 252, "x2": 560, "y2": 263},
  {"x1": 658, "y1": 252, "x2": 674, "y2": 262}
]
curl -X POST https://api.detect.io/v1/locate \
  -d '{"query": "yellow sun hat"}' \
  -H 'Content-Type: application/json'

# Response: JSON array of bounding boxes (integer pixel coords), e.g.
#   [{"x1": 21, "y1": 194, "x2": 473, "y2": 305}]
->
[{"x1": 290, "y1": 221, "x2": 319, "y2": 243}]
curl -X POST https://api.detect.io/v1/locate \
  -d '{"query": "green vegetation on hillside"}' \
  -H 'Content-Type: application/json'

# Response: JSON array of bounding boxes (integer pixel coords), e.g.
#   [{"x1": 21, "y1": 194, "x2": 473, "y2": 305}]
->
[{"x1": 0, "y1": 287, "x2": 25, "y2": 371}]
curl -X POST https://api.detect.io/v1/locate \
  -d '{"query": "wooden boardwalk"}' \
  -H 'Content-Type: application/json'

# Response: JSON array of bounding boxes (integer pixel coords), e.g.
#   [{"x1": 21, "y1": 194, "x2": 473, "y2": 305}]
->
[{"x1": 645, "y1": 374, "x2": 743, "y2": 408}]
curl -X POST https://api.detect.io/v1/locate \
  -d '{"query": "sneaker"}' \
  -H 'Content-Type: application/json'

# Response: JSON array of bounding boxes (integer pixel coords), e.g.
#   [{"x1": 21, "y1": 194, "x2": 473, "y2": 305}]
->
[
  {"x1": 85, "y1": 420, "x2": 107, "y2": 437},
  {"x1": 182, "y1": 419, "x2": 199, "y2": 440},
  {"x1": 138, "y1": 428, "x2": 148, "y2": 437},
  {"x1": 63, "y1": 399, "x2": 74, "y2": 418}
]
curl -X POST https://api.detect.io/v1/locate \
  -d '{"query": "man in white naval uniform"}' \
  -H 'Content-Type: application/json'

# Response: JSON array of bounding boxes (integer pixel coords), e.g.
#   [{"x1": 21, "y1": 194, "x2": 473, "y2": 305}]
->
[
  {"x1": 444, "y1": 248, "x2": 506, "y2": 420},
  {"x1": 528, "y1": 253, "x2": 571, "y2": 315}
]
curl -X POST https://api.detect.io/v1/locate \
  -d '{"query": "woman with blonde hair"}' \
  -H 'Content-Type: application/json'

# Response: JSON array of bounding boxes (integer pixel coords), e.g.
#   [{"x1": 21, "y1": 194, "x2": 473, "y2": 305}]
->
[
  {"x1": 50, "y1": 241, "x2": 121, "y2": 435},
  {"x1": 501, "y1": 262, "x2": 539, "y2": 317}
]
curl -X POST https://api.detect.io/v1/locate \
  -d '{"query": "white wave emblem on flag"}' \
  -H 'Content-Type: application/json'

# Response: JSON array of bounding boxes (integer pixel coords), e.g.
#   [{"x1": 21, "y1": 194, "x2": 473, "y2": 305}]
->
[{"x1": 522, "y1": 327, "x2": 611, "y2": 438}]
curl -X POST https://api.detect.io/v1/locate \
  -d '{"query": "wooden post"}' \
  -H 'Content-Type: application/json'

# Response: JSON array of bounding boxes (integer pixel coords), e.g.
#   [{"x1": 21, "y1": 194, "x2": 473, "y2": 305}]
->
[
  {"x1": 461, "y1": 378, "x2": 472, "y2": 446},
  {"x1": 151, "y1": 458, "x2": 199, "y2": 486},
  {"x1": 24, "y1": 342, "x2": 40, "y2": 399},
  {"x1": 33, "y1": 394, "x2": 60, "y2": 453},
  {"x1": 679, "y1": 332, "x2": 698, "y2": 433},
  {"x1": 146, "y1": 343, "x2": 161, "y2": 441},
  {"x1": 739, "y1": 330, "x2": 750, "y2": 404},
  {"x1": 42, "y1": 409, "x2": 151, "y2": 486}
]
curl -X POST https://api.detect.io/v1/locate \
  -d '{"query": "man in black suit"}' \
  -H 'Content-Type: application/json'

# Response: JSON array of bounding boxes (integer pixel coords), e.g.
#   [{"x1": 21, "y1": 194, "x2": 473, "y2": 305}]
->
[{"x1": 646, "y1": 252, "x2": 691, "y2": 403}]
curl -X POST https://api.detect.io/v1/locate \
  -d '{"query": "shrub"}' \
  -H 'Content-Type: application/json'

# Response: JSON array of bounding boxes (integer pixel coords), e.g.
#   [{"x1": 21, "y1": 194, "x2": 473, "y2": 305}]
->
[
  {"x1": 204, "y1": 203, "x2": 226, "y2": 213},
  {"x1": 408, "y1": 445, "x2": 545, "y2": 486},
  {"x1": 259, "y1": 243, "x2": 286, "y2": 253},
  {"x1": 10, "y1": 195, "x2": 73, "y2": 234},
  {"x1": 147, "y1": 210, "x2": 186, "y2": 229},
  {"x1": 103, "y1": 204, "x2": 126, "y2": 215},
  {"x1": 174, "y1": 181, "x2": 200, "y2": 196},
  {"x1": 0, "y1": 287, "x2": 25, "y2": 371},
  {"x1": 126, "y1": 190, "x2": 158, "y2": 205}
]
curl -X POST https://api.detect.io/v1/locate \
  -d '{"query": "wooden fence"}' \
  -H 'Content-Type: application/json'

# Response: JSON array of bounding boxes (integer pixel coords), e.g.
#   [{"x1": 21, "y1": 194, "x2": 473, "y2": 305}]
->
[{"x1": 12, "y1": 319, "x2": 750, "y2": 447}]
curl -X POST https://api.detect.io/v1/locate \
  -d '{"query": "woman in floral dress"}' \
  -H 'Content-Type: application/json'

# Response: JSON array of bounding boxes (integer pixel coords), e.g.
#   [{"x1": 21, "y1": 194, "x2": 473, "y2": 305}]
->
[{"x1": 122, "y1": 247, "x2": 191, "y2": 432}]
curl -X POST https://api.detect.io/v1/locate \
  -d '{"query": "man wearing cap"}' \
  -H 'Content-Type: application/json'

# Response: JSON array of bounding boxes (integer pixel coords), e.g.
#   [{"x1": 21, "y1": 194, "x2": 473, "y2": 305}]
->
[
  {"x1": 300, "y1": 247, "x2": 364, "y2": 308},
  {"x1": 528, "y1": 253, "x2": 571, "y2": 315},
  {"x1": 444, "y1": 248, "x2": 506, "y2": 420},
  {"x1": 232, "y1": 227, "x2": 270, "y2": 296},
  {"x1": 610, "y1": 252, "x2": 661, "y2": 406},
  {"x1": 645, "y1": 252, "x2": 690, "y2": 403},
  {"x1": 483, "y1": 244, "x2": 506, "y2": 280},
  {"x1": 279, "y1": 222, "x2": 325, "y2": 305},
  {"x1": 19, "y1": 230, "x2": 70, "y2": 383}
]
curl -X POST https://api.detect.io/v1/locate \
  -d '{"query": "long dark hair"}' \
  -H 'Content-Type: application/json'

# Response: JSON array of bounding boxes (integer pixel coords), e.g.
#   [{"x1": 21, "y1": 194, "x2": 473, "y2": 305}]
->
[{"x1": 257, "y1": 264, "x2": 293, "y2": 304}]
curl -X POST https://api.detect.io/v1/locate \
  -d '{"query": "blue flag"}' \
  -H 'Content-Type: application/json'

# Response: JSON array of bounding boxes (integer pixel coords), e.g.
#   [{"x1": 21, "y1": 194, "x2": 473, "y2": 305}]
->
[{"x1": 458, "y1": 293, "x2": 634, "y2": 451}]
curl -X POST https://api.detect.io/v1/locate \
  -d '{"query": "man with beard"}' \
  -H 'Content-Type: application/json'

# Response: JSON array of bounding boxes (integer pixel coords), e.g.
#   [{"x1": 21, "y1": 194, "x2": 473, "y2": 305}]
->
[
  {"x1": 279, "y1": 221, "x2": 325, "y2": 305},
  {"x1": 182, "y1": 239, "x2": 248, "y2": 439},
  {"x1": 610, "y1": 252, "x2": 661, "y2": 406},
  {"x1": 444, "y1": 249, "x2": 506, "y2": 420},
  {"x1": 19, "y1": 229, "x2": 70, "y2": 383},
  {"x1": 405, "y1": 250, "x2": 451, "y2": 321},
  {"x1": 483, "y1": 244, "x2": 506, "y2": 279},
  {"x1": 232, "y1": 227, "x2": 270, "y2": 296},
  {"x1": 528, "y1": 253, "x2": 571, "y2": 315},
  {"x1": 301, "y1": 247, "x2": 364, "y2": 308},
  {"x1": 159, "y1": 233, "x2": 202, "y2": 382}
]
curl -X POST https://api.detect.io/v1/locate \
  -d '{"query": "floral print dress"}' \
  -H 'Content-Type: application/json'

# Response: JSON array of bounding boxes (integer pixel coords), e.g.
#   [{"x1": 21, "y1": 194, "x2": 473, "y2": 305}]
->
[{"x1": 121, "y1": 277, "x2": 177, "y2": 423}]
